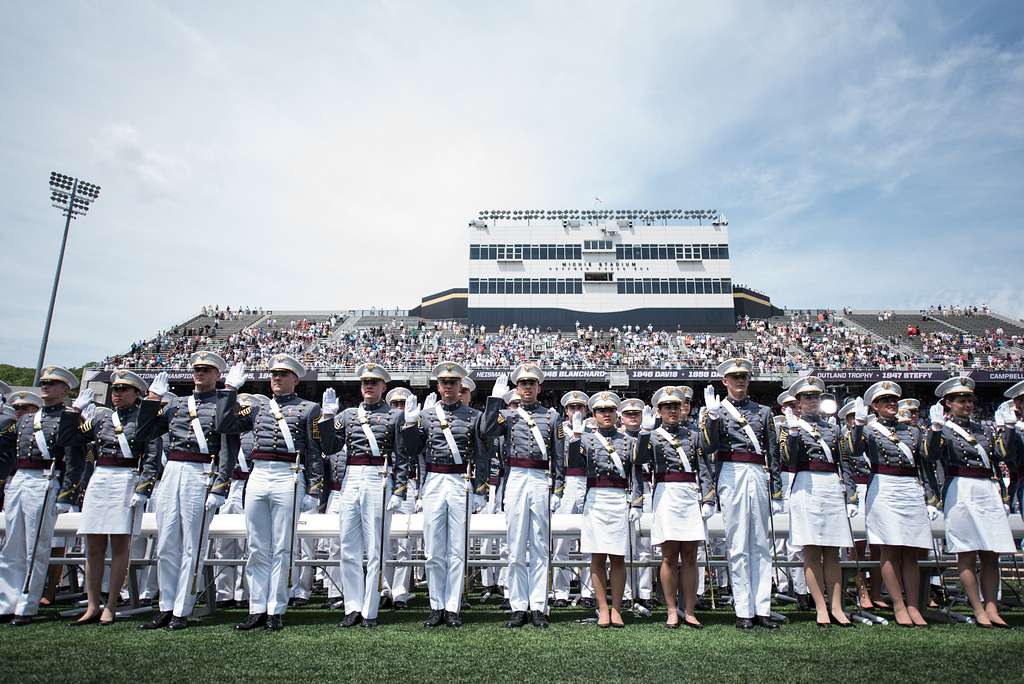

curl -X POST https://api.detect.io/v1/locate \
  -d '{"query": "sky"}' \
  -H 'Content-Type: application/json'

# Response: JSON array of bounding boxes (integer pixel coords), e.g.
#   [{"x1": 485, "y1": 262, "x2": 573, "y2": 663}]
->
[{"x1": 1, "y1": 1, "x2": 1022, "y2": 368}]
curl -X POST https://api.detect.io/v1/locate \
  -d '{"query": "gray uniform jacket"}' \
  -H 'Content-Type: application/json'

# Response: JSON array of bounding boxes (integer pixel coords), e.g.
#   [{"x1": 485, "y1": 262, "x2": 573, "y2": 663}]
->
[
  {"x1": 214, "y1": 390, "x2": 338, "y2": 497},
  {"x1": 850, "y1": 418, "x2": 938, "y2": 506},
  {"x1": 634, "y1": 424, "x2": 716, "y2": 506},
  {"x1": 481, "y1": 396, "x2": 565, "y2": 496},
  {"x1": 925, "y1": 417, "x2": 1009, "y2": 502},
  {"x1": 566, "y1": 427, "x2": 643, "y2": 508},
  {"x1": 700, "y1": 397, "x2": 783, "y2": 500},
  {"x1": 401, "y1": 400, "x2": 490, "y2": 494},
  {"x1": 334, "y1": 401, "x2": 411, "y2": 496},
  {"x1": 780, "y1": 415, "x2": 855, "y2": 501},
  {"x1": 0, "y1": 403, "x2": 86, "y2": 504}
]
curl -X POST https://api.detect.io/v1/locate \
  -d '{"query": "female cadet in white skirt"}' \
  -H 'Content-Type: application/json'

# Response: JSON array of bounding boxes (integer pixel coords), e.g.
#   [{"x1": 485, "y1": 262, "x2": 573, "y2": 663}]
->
[
  {"x1": 780, "y1": 377, "x2": 857, "y2": 627},
  {"x1": 838, "y1": 399, "x2": 881, "y2": 610},
  {"x1": 566, "y1": 391, "x2": 640, "y2": 628},
  {"x1": 925, "y1": 376, "x2": 1016, "y2": 628},
  {"x1": 57, "y1": 370, "x2": 160, "y2": 625},
  {"x1": 850, "y1": 381, "x2": 939, "y2": 628},
  {"x1": 633, "y1": 386, "x2": 714, "y2": 629}
]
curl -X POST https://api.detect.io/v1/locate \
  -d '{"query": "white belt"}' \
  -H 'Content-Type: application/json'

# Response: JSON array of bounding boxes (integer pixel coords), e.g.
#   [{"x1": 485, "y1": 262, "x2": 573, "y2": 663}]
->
[
  {"x1": 109, "y1": 410, "x2": 134, "y2": 460},
  {"x1": 187, "y1": 395, "x2": 210, "y2": 455},
  {"x1": 269, "y1": 399, "x2": 297, "y2": 454},
  {"x1": 434, "y1": 403, "x2": 462, "y2": 465}
]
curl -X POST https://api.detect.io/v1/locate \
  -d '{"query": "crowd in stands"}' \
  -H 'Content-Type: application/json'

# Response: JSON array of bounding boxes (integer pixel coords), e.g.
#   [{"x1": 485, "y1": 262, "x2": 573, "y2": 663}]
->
[{"x1": 103, "y1": 307, "x2": 1023, "y2": 373}]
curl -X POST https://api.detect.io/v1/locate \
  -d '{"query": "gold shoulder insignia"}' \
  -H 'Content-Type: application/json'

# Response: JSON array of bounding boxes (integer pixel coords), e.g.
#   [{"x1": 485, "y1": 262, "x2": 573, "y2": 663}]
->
[
  {"x1": 497, "y1": 414, "x2": 505, "y2": 425},
  {"x1": 2, "y1": 423, "x2": 14, "y2": 434},
  {"x1": 556, "y1": 424, "x2": 565, "y2": 439},
  {"x1": 80, "y1": 419, "x2": 93, "y2": 433},
  {"x1": 312, "y1": 421, "x2": 321, "y2": 441},
  {"x1": 237, "y1": 405, "x2": 252, "y2": 417}
]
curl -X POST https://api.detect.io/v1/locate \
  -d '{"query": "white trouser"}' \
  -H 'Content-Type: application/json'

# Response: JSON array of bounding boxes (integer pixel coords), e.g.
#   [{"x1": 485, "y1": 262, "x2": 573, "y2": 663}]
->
[
  {"x1": 480, "y1": 481, "x2": 503, "y2": 588},
  {"x1": 290, "y1": 512, "x2": 316, "y2": 600},
  {"x1": 324, "y1": 490, "x2": 343, "y2": 599},
  {"x1": 718, "y1": 461, "x2": 773, "y2": 619},
  {"x1": 421, "y1": 471, "x2": 469, "y2": 613},
  {"x1": 134, "y1": 484, "x2": 161, "y2": 599},
  {"x1": 625, "y1": 481, "x2": 653, "y2": 601},
  {"x1": 777, "y1": 471, "x2": 806, "y2": 594},
  {"x1": 214, "y1": 478, "x2": 248, "y2": 602},
  {"x1": 553, "y1": 476, "x2": 592, "y2": 600},
  {"x1": 504, "y1": 467, "x2": 550, "y2": 613},
  {"x1": 338, "y1": 464, "x2": 391, "y2": 619},
  {"x1": 493, "y1": 479, "x2": 510, "y2": 596},
  {"x1": 244, "y1": 461, "x2": 304, "y2": 616},
  {"x1": 155, "y1": 460, "x2": 213, "y2": 617},
  {"x1": 0, "y1": 471, "x2": 58, "y2": 616},
  {"x1": 389, "y1": 479, "x2": 418, "y2": 602}
]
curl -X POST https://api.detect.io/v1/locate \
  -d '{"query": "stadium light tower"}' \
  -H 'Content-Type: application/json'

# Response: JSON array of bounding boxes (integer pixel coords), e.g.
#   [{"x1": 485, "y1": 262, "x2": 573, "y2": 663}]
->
[{"x1": 32, "y1": 172, "x2": 101, "y2": 386}]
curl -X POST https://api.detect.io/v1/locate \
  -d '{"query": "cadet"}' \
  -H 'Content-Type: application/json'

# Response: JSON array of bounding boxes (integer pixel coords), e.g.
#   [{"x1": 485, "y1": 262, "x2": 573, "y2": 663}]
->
[
  {"x1": 838, "y1": 399, "x2": 879, "y2": 609},
  {"x1": 618, "y1": 397, "x2": 654, "y2": 612},
  {"x1": 334, "y1": 363, "x2": 410, "y2": 629},
  {"x1": 400, "y1": 362, "x2": 490, "y2": 628},
  {"x1": 635, "y1": 386, "x2": 714, "y2": 629},
  {"x1": 0, "y1": 367, "x2": 84, "y2": 625},
  {"x1": 484, "y1": 365, "x2": 564, "y2": 628},
  {"x1": 460, "y1": 376, "x2": 476, "y2": 407},
  {"x1": 552, "y1": 391, "x2": 592, "y2": 608},
  {"x1": 929, "y1": 377, "x2": 1015, "y2": 628},
  {"x1": 140, "y1": 353, "x2": 237, "y2": 630},
  {"x1": 59, "y1": 369, "x2": 160, "y2": 626},
  {"x1": 700, "y1": 358, "x2": 783, "y2": 630},
  {"x1": 1002, "y1": 381, "x2": 1024, "y2": 513},
  {"x1": 215, "y1": 355, "x2": 339, "y2": 631},
  {"x1": 780, "y1": 377, "x2": 856, "y2": 627},
  {"x1": 773, "y1": 390, "x2": 807, "y2": 605},
  {"x1": 478, "y1": 391, "x2": 510, "y2": 604},
  {"x1": 850, "y1": 381, "x2": 937, "y2": 627},
  {"x1": 385, "y1": 387, "x2": 417, "y2": 609},
  {"x1": 567, "y1": 392, "x2": 641, "y2": 628}
]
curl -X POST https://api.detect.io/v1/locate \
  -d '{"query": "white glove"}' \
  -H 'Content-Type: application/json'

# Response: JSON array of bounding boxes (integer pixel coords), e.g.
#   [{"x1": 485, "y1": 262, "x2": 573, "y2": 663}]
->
[
  {"x1": 148, "y1": 371, "x2": 169, "y2": 398},
  {"x1": 422, "y1": 392, "x2": 437, "y2": 413},
  {"x1": 550, "y1": 494, "x2": 561, "y2": 512},
  {"x1": 415, "y1": 498, "x2": 423, "y2": 513},
  {"x1": 205, "y1": 493, "x2": 225, "y2": 510},
  {"x1": 853, "y1": 397, "x2": 868, "y2": 425},
  {"x1": 628, "y1": 507, "x2": 642, "y2": 523},
  {"x1": 301, "y1": 494, "x2": 319, "y2": 512},
  {"x1": 1001, "y1": 406, "x2": 1017, "y2": 427},
  {"x1": 386, "y1": 494, "x2": 403, "y2": 512},
  {"x1": 995, "y1": 408, "x2": 1007, "y2": 428},
  {"x1": 783, "y1": 407, "x2": 800, "y2": 432},
  {"x1": 926, "y1": 505, "x2": 940, "y2": 521},
  {"x1": 846, "y1": 503, "x2": 859, "y2": 519},
  {"x1": 640, "y1": 406, "x2": 656, "y2": 431},
  {"x1": 225, "y1": 363, "x2": 248, "y2": 390},
  {"x1": 491, "y1": 373, "x2": 509, "y2": 399},
  {"x1": 55, "y1": 502, "x2": 71, "y2": 515},
  {"x1": 130, "y1": 493, "x2": 148, "y2": 508},
  {"x1": 701, "y1": 503, "x2": 714, "y2": 520},
  {"x1": 827, "y1": 415, "x2": 837, "y2": 427},
  {"x1": 81, "y1": 403, "x2": 96, "y2": 424},
  {"x1": 571, "y1": 412, "x2": 585, "y2": 437},
  {"x1": 321, "y1": 388, "x2": 338, "y2": 416},
  {"x1": 703, "y1": 385, "x2": 721, "y2": 419},
  {"x1": 771, "y1": 498, "x2": 784, "y2": 515},
  {"x1": 404, "y1": 394, "x2": 420, "y2": 425},
  {"x1": 72, "y1": 388, "x2": 95, "y2": 412},
  {"x1": 929, "y1": 404, "x2": 945, "y2": 431},
  {"x1": 472, "y1": 493, "x2": 487, "y2": 513}
]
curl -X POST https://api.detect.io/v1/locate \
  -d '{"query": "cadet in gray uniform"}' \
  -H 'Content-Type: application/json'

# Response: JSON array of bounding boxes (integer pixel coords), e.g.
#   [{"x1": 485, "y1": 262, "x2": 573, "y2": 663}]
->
[
  {"x1": 140, "y1": 353, "x2": 237, "y2": 630},
  {"x1": 700, "y1": 358, "x2": 783, "y2": 630},
  {"x1": 850, "y1": 380, "x2": 938, "y2": 628},
  {"x1": 928, "y1": 376, "x2": 1015, "y2": 628},
  {"x1": 779, "y1": 376, "x2": 856, "y2": 628},
  {"x1": 334, "y1": 363, "x2": 410, "y2": 629},
  {"x1": 0, "y1": 367, "x2": 84, "y2": 625},
  {"x1": 484, "y1": 364, "x2": 564, "y2": 628},
  {"x1": 400, "y1": 362, "x2": 490, "y2": 628},
  {"x1": 552, "y1": 391, "x2": 592, "y2": 607},
  {"x1": 215, "y1": 354, "x2": 339, "y2": 632}
]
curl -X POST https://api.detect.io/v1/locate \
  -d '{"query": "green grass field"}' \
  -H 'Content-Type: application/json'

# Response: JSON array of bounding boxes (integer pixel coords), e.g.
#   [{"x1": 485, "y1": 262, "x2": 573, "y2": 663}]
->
[{"x1": 3, "y1": 595, "x2": 1023, "y2": 683}]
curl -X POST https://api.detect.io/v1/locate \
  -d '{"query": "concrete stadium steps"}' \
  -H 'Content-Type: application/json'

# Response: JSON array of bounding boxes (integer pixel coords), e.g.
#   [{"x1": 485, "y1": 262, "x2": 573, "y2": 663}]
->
[
  {"x1": 846, "y1": 312, "x2": 946, "y2": 351},
  {"x1": 930, "y1": 313, "x2": 1024, "y2": 338},
  {"x1": 837, "y1": 315, "x2": 918, "y2": 358}
]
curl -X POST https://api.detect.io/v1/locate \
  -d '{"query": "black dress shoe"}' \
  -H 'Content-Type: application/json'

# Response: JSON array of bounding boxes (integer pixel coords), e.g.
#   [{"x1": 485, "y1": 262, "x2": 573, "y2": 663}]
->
[
  {"x1": 444, "y1": 611, "x2": 462, "y2": 628},
  {"x1": 337, "y1": 612, "x2": 362, "y2": 628},
  {"x1": 505, "y1": 611, "x2": 529, "y2": 628},
  {"x1": 9, "y1": 616, "x2": 32, "y2": 626},
  {"x1": 0, "y1": 614, "x2": 12, "y2": 623},
  {"x1": 552, "y1": 599, "x2": 569, "y2": 609},
  {"x1": 530, "y1": 611, "x2": 549, "y2": 629},
  {"x1": 817, "y1": 621, "x2": 831, "y2": 629},
  {"x1": 423, "y1": 609, "x2": 445, "y2": 628},
  {"x1": 216, "y1": 599, "x2": 237, "y2": 609},
  {"x1": 140, "y1": 611, "x2": 174, "y2": 630},
  {"x1": 636, "y1": 599, "x2": 654, "y2": 612},
  {"x1": 361, "y1": 618, "x2": 378, "y2": 628},
  {"x1": 235, "y1": 613, "x2": 267, "y2": 631},
  {"x1": 500, "y1": 599, "x2": 512, "y2": 612},
  {"x1": 735, "y1": 617, "x2": 755, "y2": 630},
  {"x1": 70, "y1": 614, "x2": 101, "y2": 627},
  {"x1": 265, "y1": 614, "x2": 284, "y2": 631},
  {"x1": 288, "y1": 597, "x2": 308, "y2": 608},
  {"x1": 992, "y1": 622, "x2": 1013, "y2": 630},
  {"x1": 393, "y1": 600, "x2": 408, "y2": 610},
  {"x1": 664, "y1": 620, "x2": 680, "y2": 629},
  {"x1": 755, "y1": 616, "x2": 779, "y2": 630},
  {"x1": 682, "y1": 618, "x2": 704, "y2": 630},
  {"x1": 830, "y1": 613, "x2": 855, "y2": 628},
  {"x1": 166, "y1": 616, "x2": 189, "y2": 631},
  {"x1": 796, "y1": 593, "x2": 812, "y2": 611},
  {"x1": 379, "y1": 595, "x2": 393, "y2": 610},
  {"x1": 577, "y1": 597, "x2": 596, "y2": 609}
]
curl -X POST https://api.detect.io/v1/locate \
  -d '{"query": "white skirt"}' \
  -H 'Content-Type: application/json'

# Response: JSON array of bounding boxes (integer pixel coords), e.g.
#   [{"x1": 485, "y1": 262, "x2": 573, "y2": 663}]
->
[
  {"x1": 865, "y1": 474, "x2": 931, "y2": 549},
  {"x1": 651, "y1": 481, "x2": 705, "y2": 545},
  {"x1": 79, "y1": 466, "x2": 141, "y2": 535},
  {"x1": 944, "y1": 477, "x2": 1015, "y2": 554},
  {"x1": 789, "y1": 471, "x2": 853, "y2": 549},
  {"x1": 581, "y1": 488, "x2": 628, "y2": 555}
]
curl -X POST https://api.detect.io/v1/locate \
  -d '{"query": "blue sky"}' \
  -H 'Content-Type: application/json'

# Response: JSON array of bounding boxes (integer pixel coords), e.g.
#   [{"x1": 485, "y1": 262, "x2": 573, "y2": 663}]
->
[{"x1": 1, "y1": 1, "x2": 1021, "y2": 367}]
